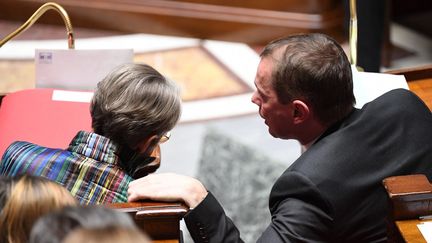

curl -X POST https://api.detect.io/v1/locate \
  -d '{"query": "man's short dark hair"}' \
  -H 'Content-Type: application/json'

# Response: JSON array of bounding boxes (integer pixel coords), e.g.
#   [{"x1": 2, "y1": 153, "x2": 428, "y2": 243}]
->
[{"x1": 261, "y1": 33, "x2": 355, "y2": 125}]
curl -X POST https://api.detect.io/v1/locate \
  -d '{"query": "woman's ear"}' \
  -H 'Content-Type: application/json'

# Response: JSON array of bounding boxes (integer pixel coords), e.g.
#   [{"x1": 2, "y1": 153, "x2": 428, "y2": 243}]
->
[
  {"x1": 136, "y1": 135, "x2": 160, "y2": 155},
  {"x1": 291, "y1": 100, "x2": 310, "y2": 124}
]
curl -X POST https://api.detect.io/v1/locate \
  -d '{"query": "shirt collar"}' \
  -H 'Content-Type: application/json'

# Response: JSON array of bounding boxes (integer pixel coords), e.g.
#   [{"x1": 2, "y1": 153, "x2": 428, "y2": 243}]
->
[
  {"x1": 67, "y1": 131, "x2": 121, "y2": 164},
  {"x1": 301, "y1": 136, "x2": 320, "y2": 153}
]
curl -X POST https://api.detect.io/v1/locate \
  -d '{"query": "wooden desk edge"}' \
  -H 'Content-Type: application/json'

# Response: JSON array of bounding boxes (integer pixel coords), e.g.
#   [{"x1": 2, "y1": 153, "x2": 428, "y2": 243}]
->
[
  {"x1": 153, "y1": 240, "x2": 179, "y2": 243},
  {"x1": 107, "y1": 201, "x2": 189, "y2": 218},
  {"x1": 385, "y1": 64, "x2": 432, "y2": 81},
  {"x1": 396, "y1": 219, "x2": 431, "y2": 243},
  {"x1": 107, "y1": 201, "x2": 189, "y2": 243}
]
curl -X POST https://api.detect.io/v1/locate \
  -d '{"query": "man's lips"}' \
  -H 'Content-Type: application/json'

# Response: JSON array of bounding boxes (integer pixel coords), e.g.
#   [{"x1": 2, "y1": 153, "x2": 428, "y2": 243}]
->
[{"x1": 258, "y1": 108, "x2": 267, "y2": 125}]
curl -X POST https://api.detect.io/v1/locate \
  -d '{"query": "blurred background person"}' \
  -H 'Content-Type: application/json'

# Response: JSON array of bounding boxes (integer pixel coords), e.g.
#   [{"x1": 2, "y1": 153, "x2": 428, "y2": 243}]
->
[
  {"x1": 62, "y1": 226, "x2": 150, "y2": 243},
  {"x1": 0, "y1": 176, "x2": 15, "y2": 211},
  {"x1": 0, "y1": 175, "x2": 77, "y2": 243},
  {"x1": 30, "y1": 205, "x2": 146, "y2": 243}
]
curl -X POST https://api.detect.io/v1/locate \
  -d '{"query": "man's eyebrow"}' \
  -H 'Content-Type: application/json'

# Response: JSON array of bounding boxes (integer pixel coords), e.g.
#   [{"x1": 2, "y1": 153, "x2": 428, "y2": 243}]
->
[
  {"x1": 254, "y1": 82, "x2": 267, "y2": 97},
  {"x1": 253, "y1": 80, "x2": 260, "y2": 90}
]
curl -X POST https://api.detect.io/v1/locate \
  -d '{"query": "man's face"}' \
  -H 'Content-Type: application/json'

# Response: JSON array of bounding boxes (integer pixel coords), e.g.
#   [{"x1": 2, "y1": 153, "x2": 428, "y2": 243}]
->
[{"x1": 251, "y1": 57, "x2": 294, "y2": 139}]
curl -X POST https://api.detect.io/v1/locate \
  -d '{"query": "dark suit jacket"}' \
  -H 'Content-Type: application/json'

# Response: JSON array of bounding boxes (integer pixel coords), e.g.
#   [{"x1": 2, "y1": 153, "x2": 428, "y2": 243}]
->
[{"x1": 185, "y1": 89, "x2": 432, "y2": 243}]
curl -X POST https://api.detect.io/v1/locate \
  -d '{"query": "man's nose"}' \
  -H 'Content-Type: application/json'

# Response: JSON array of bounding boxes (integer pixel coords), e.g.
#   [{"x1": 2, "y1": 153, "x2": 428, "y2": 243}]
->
[{"x1": 251, "y1": 92, "x2": 260, "y2": 106}]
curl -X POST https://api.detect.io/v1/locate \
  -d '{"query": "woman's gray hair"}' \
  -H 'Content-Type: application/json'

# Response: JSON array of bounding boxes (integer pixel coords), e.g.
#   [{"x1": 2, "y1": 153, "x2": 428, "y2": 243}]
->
[{"x1": 90, "y1": 63, "x2": 181, "y2": 149}]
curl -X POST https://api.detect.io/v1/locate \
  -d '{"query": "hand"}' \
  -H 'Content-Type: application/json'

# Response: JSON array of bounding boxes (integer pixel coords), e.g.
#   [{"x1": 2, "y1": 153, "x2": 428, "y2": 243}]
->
[{"x1": 128, "y1": 173, "x2": 208, "y2": 208}]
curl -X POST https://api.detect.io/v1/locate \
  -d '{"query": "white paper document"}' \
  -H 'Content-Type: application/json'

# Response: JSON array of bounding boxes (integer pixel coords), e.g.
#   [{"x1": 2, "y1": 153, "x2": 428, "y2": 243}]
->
[
  {"x1": 417, "y1": 221, "x2": 432, "y2": 242},
  {"x1": 352, "y1": 66, "x2": 409, "y2": 108},
  {"x1": 35, "y1": 49, "x2": 133, "y2": 91},
  {"x1": 52, "y1": 90, "x2": 93, "y2": 103}
]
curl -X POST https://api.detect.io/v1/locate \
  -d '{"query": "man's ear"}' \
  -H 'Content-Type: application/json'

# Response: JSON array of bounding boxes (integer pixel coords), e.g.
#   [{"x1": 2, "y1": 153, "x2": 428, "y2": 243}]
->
[
  {"x1": 291, "y1": 100, "x2": 310, "y2": 124},
  {"x1": 137, "y1": 135, "x2": 160, "y2": 155}
]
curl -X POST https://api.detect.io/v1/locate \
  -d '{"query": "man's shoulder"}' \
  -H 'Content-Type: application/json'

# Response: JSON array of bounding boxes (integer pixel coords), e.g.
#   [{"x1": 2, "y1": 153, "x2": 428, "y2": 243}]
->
[
  {"x1": 370, "y1": 89, "x2": 427, "y2": 110},
  {"x1": 360, "y1": 88, "x2": 431, "y2": 125}
]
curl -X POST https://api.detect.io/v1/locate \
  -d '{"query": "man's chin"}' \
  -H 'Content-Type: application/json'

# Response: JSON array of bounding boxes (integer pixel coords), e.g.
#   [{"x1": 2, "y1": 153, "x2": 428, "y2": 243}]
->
[
  {"x1": 268, "y1": 128, "x2": 291, "y2": 140},
  {"x1": 264, "y1": 121, "x2": 281, "y2": 138},
  {"x1": 268, "y1": 128, "x2": 279, "y2": 138}
]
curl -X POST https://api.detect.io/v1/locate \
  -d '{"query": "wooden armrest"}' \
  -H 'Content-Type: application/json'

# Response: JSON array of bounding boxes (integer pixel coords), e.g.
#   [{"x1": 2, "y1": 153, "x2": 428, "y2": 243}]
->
[
  {"x1": 383, "y1": 174, "x2": 432, "y2": 220},
  {"x1": 106, "y1": 201, "x2": 189, "y2": 240}
]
